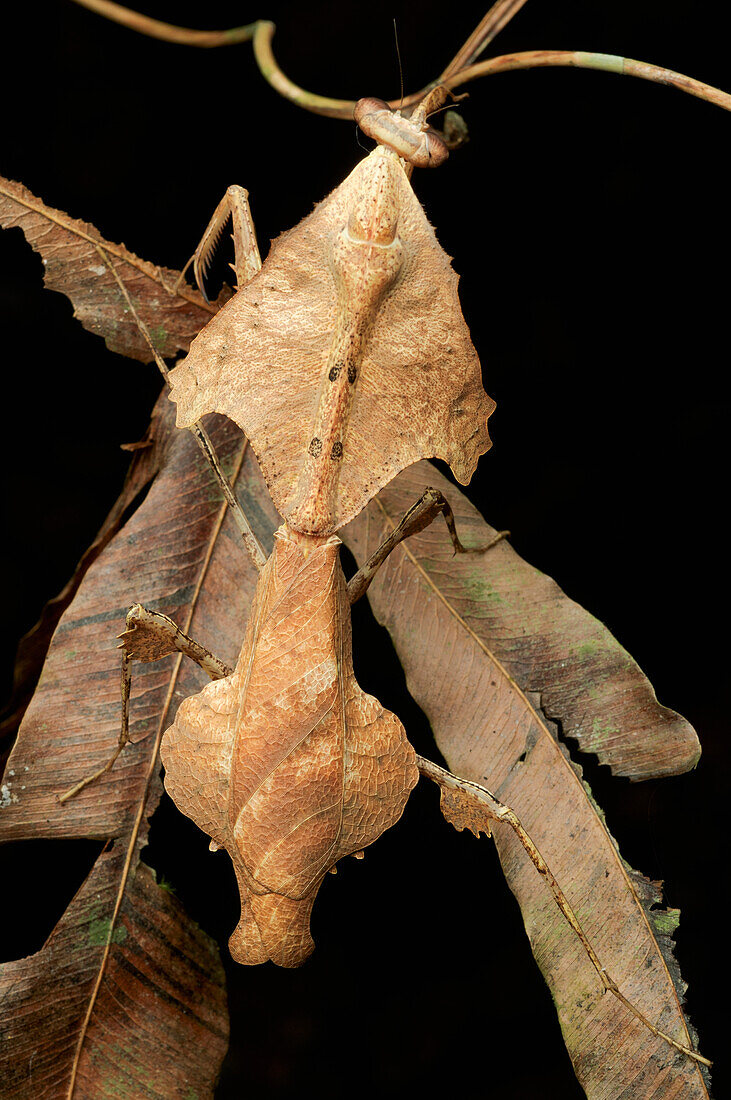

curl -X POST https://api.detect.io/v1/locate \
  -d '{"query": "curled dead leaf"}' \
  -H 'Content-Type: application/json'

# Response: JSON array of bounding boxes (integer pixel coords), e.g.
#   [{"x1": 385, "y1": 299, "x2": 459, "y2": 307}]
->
[{"x1": 0, "y1": 174, "x2": 222, "y2": 362}]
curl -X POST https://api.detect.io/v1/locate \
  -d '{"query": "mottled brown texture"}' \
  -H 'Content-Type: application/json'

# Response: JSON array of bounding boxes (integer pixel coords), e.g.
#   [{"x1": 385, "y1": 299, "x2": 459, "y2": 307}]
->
[
  {"x1": 0, "y1": 174, "x2": 221, "y2": 362},
  {"x1": 168, "y1": 148, "x2": 494, "y2": 533},
  {"x1": 344, "y1": 461, "x2": 707, "y2": 1099},
  {"x1": 162, "y1": 526, "x2": 419, "y2": 967},
  {"x1": 438, "y1": 780, "x2": 493, "y2": 838}
]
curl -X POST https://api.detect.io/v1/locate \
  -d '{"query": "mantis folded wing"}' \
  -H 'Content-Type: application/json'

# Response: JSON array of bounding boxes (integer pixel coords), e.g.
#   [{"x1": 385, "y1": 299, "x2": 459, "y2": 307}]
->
[{"x1": 161, "y1": 527, "x2": 419, "y2": 968}]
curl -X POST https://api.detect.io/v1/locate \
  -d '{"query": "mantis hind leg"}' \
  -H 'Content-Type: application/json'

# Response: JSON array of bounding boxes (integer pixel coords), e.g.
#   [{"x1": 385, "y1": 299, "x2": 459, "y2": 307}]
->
[
  {"x1": 416, "y1": 755, "x2": 710, "y2": 1068},
  {"x1": 57, "y1": 604, "x2": 231, "y2": 803},
  {"x1": 346, "y1": 486, "x2": 509, "y2": 604}
]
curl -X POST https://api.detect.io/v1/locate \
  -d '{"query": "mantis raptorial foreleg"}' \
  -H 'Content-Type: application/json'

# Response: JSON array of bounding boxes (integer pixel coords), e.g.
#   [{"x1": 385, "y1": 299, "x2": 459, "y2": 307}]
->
[
  {"x1": 347, "y1": 486, "x2": 509, "y2": 604},
  {"x1": 94, "y1": 234, "x2": 267, "y2": 570},
  {"x1": 174, "y1": 184, "x2": 261, "y2": 300}
]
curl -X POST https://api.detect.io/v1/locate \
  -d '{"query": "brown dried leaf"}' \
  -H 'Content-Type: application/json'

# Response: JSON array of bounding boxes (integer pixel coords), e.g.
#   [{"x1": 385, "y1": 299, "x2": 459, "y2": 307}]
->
[
  {"x1": 343, "y1": 461, "x2": 708, "y2": 1099},
  {"x1": 161, "y1": 527, "x2": 418, "y2": 967},
  {"x1": 347, "y1": 462, "x2": 700, "y2": 782},
  {"x1": 169, "y1": 149, "x2": 495, "y2": 533},
  {"x1": 0, "y1": 175, "x2": 218, "y2": 362},
  {"x1": 2, "y1": 853, "x2": 227, "y2": 1100},
  {"x1": 0, "y1": 399, "x2": 276, "y2": 1097},
  {"x1": 0, "y1": 401, "x2": 169, "y2": 753}
]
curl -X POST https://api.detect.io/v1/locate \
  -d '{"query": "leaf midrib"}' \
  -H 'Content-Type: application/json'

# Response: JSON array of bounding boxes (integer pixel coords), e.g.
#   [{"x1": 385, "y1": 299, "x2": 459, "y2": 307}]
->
[
  {"x1": 371, "y1": 491, "x2": 705, "y2": 1087},
  {"x1": 0, "y1": 180, "x2": 215, "y2": 315},
  {"x1": 65, "y1": 437, "x2": 249, "y2": 1098}
]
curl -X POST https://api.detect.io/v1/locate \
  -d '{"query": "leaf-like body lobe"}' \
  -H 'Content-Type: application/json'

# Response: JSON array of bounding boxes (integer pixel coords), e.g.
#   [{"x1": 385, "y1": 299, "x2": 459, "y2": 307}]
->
[
  {"x1": 161, "y1": 526, "x2": 418, "y2": 967},
  {"x1": 169, "y1": 149, "x2": 495, "y2": 533}
]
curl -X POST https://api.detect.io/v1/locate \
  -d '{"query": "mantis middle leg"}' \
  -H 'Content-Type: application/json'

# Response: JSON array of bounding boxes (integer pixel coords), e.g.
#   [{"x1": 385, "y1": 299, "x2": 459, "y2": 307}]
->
[
  {"x1": 58, "y1": 605, "x2": 234, "y2": 804},
  {"x1": 347, "y1": 486, "x2": 509, "y2": 604}
]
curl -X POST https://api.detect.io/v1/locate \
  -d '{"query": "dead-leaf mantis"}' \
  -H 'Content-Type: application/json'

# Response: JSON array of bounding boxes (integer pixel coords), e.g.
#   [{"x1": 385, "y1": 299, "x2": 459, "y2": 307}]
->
[
  {"x1": 2, "y1": 0, "x2": 725, "y2": 1095},
  {"x1": 42, "y1": 0, "x2": 723, "y2": 1056}
]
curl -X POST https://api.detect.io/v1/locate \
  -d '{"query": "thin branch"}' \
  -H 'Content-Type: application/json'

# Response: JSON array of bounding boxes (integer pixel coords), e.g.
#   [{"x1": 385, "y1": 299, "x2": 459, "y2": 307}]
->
[
  {"x1": 67, "y1": 1, "x2": 731, "y2": 122},
  {"x1": 445, "y1": 49, "x2": 731, "y2": 113},
  {"x1": 68, "y1": 0, "x2": 256, "y2": 47},
  {"x1": 247, "y1": 28, "x2": 731, "y2": 120},
  {"x1": 251, "y1": 21, "x2": 355, "y2": 118},
  {"x1": 440, "y1": 0, "x2": 530, "y2": 79}
]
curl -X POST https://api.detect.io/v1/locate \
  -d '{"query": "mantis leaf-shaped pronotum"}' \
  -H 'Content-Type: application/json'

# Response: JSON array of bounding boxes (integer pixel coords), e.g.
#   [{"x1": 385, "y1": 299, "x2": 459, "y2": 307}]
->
[{"x1": 168, "y1": 147, "x2": 494, "y2": 534}]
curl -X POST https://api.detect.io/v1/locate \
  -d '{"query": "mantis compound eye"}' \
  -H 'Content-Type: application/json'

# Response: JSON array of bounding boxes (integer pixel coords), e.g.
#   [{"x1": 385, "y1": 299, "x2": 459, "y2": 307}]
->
[{"x1": 354, "y1": 96, "x2": 449, "y2": 168}]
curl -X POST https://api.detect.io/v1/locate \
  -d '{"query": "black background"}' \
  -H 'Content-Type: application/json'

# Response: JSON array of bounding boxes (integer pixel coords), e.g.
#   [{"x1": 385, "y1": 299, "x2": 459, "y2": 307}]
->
[{"x1": 1, "y1": 2, "x2": 729, "y2": 1097}]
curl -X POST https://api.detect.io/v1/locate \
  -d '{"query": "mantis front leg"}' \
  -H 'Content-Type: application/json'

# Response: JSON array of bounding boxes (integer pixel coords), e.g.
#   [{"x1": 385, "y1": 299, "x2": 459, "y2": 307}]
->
[
  {"x1": 175, "y1": 184, "x2": 261, "y2": 300},
  {"x1": 94, "y1": 184, "x2": 267, "y2": 569}
]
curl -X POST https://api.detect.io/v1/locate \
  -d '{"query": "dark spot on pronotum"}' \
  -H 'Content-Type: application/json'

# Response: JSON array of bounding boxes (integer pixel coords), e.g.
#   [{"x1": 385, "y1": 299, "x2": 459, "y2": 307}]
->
[
  {"x1": 347, "y1": 365, "x2": 357, "y2": 383},
  {"x1": 331, "y1": 442, "x2": 343, "y2": 460},
  {"x1": 329, "y1": 365, "x2": 341, "y2": 381},
  {"x1": 308, "y1": 437, "x2": 323, "y2": 457}
]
